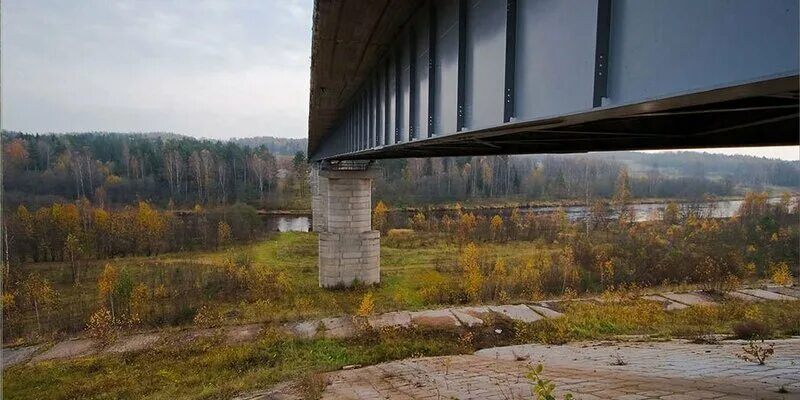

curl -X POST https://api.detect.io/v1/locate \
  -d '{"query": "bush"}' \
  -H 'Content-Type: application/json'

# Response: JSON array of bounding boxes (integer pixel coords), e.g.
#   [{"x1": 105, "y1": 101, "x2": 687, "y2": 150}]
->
[
  {"x1": 515, "y1": 319, "x2": 572, "y2": 345},
  {"x1": 87, "y1": 308, "x2": 117, "y2": 344},
  {"x1": 733, "y1": 319, "x2": 773, "y2": 340}
]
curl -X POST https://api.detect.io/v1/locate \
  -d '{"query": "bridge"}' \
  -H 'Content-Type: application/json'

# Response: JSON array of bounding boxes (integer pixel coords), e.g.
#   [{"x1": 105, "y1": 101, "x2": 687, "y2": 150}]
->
[{"x1": 307, "y1": 0, "x2": 799, "y2": 288}]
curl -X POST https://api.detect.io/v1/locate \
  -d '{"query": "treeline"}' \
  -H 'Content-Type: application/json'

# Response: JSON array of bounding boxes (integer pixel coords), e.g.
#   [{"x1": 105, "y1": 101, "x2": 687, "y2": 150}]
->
[
  {"x1": 374, "y1": 153, "x2": 799, "y2": 205},
  {"x1": 3, "y1": 200, "x2": 266, "y2": 277},
  {"x1": 2, "y1": 131, "x2": 310, "y2": 210},
  {"x1": 4, "y1": 131, "x2": 797, "y2": 211}
]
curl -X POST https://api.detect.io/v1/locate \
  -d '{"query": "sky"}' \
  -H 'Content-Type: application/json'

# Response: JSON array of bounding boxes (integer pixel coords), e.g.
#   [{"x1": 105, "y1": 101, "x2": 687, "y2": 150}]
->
[{"x1": 2, "y1": 0, "x2": 798, "y2": 160}]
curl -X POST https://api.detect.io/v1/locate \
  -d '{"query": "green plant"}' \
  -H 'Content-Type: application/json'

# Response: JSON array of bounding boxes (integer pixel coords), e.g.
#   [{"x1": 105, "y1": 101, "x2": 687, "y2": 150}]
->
[{"x1": 527, "y1": 364, "x2": 573, "y2": 400}]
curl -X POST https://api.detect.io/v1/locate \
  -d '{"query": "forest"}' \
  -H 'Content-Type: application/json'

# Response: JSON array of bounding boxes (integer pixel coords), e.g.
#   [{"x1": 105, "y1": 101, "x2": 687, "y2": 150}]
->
[{"x1": 3, "y1": 131, "x2": 798, "y2": 212}]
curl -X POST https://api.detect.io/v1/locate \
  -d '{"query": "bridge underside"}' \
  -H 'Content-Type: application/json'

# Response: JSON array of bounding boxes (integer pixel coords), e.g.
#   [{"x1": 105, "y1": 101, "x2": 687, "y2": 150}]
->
[
  {"x1": 308, "y1": 0, "x2": 799, "y2": 161},
  {"x1": 333, "y1": 77, "x2": 799, "y2": 160}
]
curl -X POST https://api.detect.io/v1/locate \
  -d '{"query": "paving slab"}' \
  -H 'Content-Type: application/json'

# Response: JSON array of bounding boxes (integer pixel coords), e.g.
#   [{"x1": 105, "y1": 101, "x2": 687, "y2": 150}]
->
[
  {"x1": 660, "y1": 292, "x2": 716, "y2": 306},
  {"x1": 105, "y1": 333, "x2": 161, "y2": 353},
  {"x1": 367, "y1": 311, "x2": 411, "y2": 329},
  {"x1": 641, "y1": 294, "x2": 689, "y2": 310},
  {"x1": 320, "y1": 316, "x2": 356, "y2": 339},
  {"x1": 31, "y1": 339, "x2": 98, "y2": 362},
  {"x1": 527, "y1": 304, "x2": 564, "y2": 318},
  {"x1": 244, "y1": 339, "x2": 800, "y2": 400},
  {"x1": 410, "y1": 309, "x2": 461, "y2": 328},
  {"x1": 727, "y1": 290, "x2": 764, "y2": 302},
  {"x1": 226, "y1": 324, "x2": 263, "y2": 343},
  {"x1": 2, "y1": 345, "x2": 41, "y2": 368},
  {"x1": 488, "y1": 304, "x2": 543, "y2": 323},
  {"x1": 738, "y1": 288, "x2": 797, "y2": 301},
  {"x1": 449, "y1": 307, "x2": 486, "y2": 327},
  {"x1": 766, "y1": 286, "x2": 800, "y2": 299},
  {"x1": 284, "y1": 320, "x2": 322, "y2": 339}
]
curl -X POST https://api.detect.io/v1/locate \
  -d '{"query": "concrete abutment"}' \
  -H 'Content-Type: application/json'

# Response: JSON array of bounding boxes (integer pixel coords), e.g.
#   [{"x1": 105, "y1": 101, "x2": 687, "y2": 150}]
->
[{"x1": 312, "y1": 163, "x2": 380, "y2": 288}]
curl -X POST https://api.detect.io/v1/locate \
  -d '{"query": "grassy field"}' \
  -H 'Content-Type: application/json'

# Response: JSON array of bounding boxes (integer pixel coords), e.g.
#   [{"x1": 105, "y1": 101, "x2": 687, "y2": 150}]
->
[
  {"x1": 6, "y1": 232, "x2": 572, "y2": 343},
  {"x1": 4, "y1": 299, "x2": 798, "y2": 400}
]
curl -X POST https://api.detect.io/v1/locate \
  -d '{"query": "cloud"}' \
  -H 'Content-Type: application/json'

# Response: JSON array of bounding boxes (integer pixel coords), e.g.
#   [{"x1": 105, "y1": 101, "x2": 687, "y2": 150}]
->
[
  {"x1": 2, "y1": 0, "x2": 312, "y2": 138},
  {"x1": 2, "y1": 1, "x2": 797, "y2": 160}
]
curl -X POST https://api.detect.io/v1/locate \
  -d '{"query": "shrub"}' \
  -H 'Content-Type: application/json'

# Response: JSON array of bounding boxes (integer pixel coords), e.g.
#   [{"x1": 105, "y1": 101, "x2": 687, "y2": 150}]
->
[
  {"x1": 770, "y1": 262, "x2": 793, "y2": 286},
  {"x1": 356, "y1": 292, "x2": 375, "y2": 317},
  {"x1": 736, "y1": 340, "x2": 774, "y2": 365},
  {"x1": 460, "y1": 243, "x2": 483, "y2": 302},
  {"x1": 419, "y1": 271, "x2": 460, "y2": 305},
  {"x1": 733, "y1": 319, "x2": 773, "y2": 340},
  {"x1": 515, "y1": 319, "x2": 572, "y2": 345},
  {"x1": 87, "y1": 308, "x2": 116, "y2": 344}
]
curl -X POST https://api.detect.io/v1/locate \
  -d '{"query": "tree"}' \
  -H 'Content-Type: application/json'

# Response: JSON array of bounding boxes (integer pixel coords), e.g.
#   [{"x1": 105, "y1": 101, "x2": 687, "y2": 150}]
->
[
  {"x1": 64, "y1": 233, "x2": 84, "y2": 284},
  {"x1": 248, "y1": 152, "x2": 270, "y2": 202},
  {"x1": 372, "y1": 201, "x2": 389, "y2": 234},
  {"x1": 21, "y1": 273, "x2": 57, "y2": 335},
  {"x1": 663, "y1": 202, "x2": 680, "y2": 225},
  {"x1": 490, "y1": 215, "x2": 504, "y2": 242},
  {"x1": 613, "y1": 167, "x2": 633, "y2": 224},
  {"x1": 217, "y1": 221, "x2": 233, "y2": 247},
  {"x1": 98, "y1": 264, "x2": 119, "y2": 322},
  {"x1": 460, "y1": 243, "x2": 482, "y2": 302},
  {"x1": 136, "y1": 202, "x2": 165, "y2": 255}
]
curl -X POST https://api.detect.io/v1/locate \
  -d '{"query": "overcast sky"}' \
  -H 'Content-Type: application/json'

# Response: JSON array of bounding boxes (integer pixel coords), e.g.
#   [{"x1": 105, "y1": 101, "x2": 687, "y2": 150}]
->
[{"x1": 2, "y1": 0, "x2": 798, "y2": 160}]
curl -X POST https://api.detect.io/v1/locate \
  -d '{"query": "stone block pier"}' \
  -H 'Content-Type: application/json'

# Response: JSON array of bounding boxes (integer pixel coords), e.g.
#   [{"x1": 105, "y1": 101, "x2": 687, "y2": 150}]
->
[{"x1": 312, "y1": 162, "x2": 380, "y2": 288}]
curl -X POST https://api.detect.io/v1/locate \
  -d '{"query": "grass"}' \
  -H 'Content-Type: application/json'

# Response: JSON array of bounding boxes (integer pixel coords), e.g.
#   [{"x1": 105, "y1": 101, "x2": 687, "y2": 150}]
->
[
  {"x1": 515, "y1": 299, "x2": 800, "y2": 344},
  {"x1": 6, "y1": 232, "x2": 568, "y2": 343},
  {"x1": 4, "y1": 299, "x2": 798, "y2": 399},
  {"x1": 2, "y1": 326, "x2": 488, "y2": 400}
]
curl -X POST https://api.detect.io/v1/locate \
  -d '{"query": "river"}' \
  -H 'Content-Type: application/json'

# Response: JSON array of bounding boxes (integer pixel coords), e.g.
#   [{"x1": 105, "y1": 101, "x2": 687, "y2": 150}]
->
[{"x1": 264, "y1": 197, "x2": 788, "y2": 232}]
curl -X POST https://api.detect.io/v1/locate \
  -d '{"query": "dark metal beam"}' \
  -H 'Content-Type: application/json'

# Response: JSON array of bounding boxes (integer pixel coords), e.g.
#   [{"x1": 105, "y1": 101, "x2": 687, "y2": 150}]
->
[
  {"x1": 384, "y1": 58, "x2": 391, "y2": 146},
  {"x1": 409, "y1": 28, "x2": 417, "y2": 141},
  {"x1": 592, "y1": 0, "x2": 611, "y2": 108},
  {"x1": 395, "y1": 46, "x2": 402, "y2": 144},
  {"x1": 503, "y1": 0, "x2": 517, "y2": 123},
  {"x1": 427, "y1": 1, "x2": 437, "y2": 137},
  {"x1": 456, "y1": 0, "x2": 467, "y2": 131}
]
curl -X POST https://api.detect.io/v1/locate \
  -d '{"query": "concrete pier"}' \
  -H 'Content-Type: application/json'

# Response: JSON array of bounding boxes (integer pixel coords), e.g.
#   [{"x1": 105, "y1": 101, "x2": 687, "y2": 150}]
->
[{"x1": 314, "y1": 164, "x2": 380, "y2": 288}]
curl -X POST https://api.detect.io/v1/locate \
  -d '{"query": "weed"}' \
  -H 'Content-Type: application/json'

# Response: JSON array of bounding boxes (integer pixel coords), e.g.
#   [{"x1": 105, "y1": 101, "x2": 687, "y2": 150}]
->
[
  {"x1": 298, "y1": 373, "x2": 328, "y2": 400},
  {"x1": 609, "y1": 351, "x2": 627, "y2": 366},
  {"x1": 526, "y1": 364, "x2": 573, "y2": 400},
  {"x1": 736, "y1": 339, "x2": 775, "y2": 365},
  {"x1": 356, "y1": 291, "x2": 375, "y2": 317}
]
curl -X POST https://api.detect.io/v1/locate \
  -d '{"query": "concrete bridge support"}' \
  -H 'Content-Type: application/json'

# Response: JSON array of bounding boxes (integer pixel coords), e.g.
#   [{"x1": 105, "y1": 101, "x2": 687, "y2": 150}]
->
[{"x1": 313, "y1": 164, "x2": 380, "y2": 288}]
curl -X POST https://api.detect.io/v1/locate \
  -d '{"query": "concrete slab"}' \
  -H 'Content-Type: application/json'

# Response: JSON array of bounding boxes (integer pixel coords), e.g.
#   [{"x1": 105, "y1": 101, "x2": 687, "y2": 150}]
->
[
  {"x1": 31, "y1": 339, "x2": 98, "y2": 362},
  {"x1": 226, "y1": 324, "x2": 263, "y2": 344},
  {"x1": 410, "y1": 309, "x2": 461, "y2": 328},
  {"x1": 105, "y1": 333, "x2": 161, "y2": 353},
  {"x1": 284, "y1": 320, "x2": 322, "y2": 339},
  {"x1": 2, "y1": 345, "x2": 41, "y2": 368},
  {"x1": 450, "y1": 308, "x2": 485, "y2": 327},
  {"x1": 660, "y1": 292, "x2": 716, "y2": 306},
  {"x1": 488, "y1": 304, "x2": 543, "y2": 323},
  {"x1": 367, "y1": 311, "x2": 411, "y2": 329},
  {"x1": 641, "y1": 295, "x2": 689, "y2": 310},
  {"x1": 726, "y1": 291, "x2": 764, "y2": 302},
  {"x1": 321, "y1": 316, "x2": 356, "y2": 339},
  {"x1": 738, "y1": 288, "x2": 797, "y2": 301},
  {"x1": 766, "y1": 286, "x2": 800, "y2": 299},
  {"x1": 526, "y1": 304, "x2": 564, "y2": 318}
]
